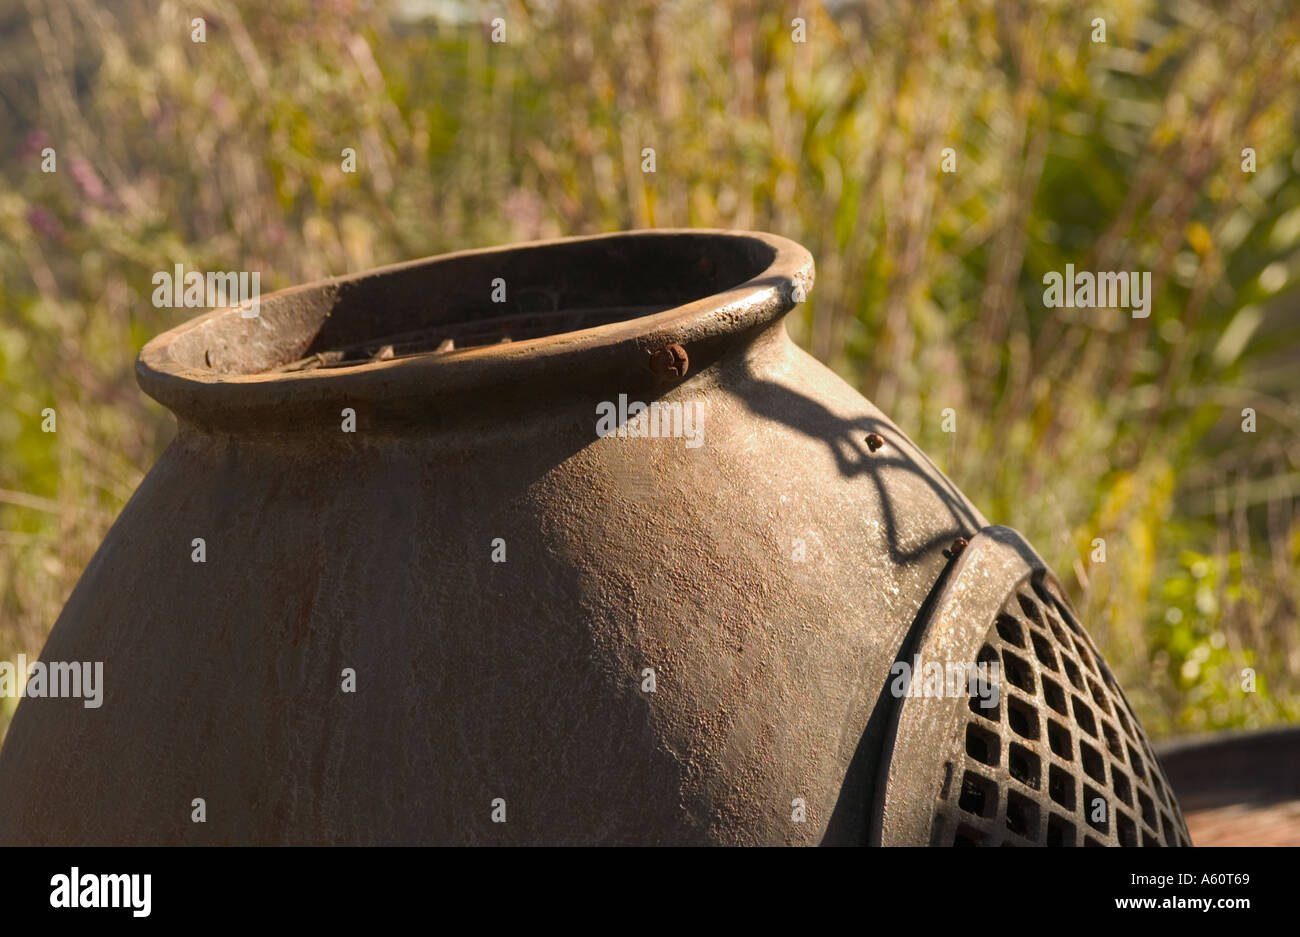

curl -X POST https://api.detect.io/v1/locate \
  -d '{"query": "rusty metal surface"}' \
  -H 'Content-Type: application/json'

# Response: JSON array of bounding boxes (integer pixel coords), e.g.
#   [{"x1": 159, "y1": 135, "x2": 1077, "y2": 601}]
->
[
  {"x1": 0, "y1": 230, "x2": 989, "y2": 845},
  {"x1": 873, "y1": 526, "x2": 1191, "y2": 846}
]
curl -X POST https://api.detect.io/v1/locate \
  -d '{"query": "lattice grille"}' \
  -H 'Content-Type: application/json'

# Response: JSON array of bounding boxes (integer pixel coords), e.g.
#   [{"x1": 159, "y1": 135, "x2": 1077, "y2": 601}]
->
[{"x1": 931, "y1": 575, "x2": 1191, "y2": 846}]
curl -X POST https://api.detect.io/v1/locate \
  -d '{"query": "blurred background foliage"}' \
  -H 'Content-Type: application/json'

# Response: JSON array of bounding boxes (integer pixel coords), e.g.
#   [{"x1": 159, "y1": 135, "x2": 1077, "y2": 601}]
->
[{"x1": 1, "y1": 0, "x2": 1298, "y2": 742}]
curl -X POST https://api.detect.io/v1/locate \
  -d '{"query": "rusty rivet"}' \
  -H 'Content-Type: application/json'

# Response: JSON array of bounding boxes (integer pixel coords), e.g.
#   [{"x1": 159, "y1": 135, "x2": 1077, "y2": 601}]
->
[
  {"x1": 865, "y1": 432, "x2": 884, "y2": 452},
  {"x1": 648, "y1": 343, "x2": 689, "y2": 380}
]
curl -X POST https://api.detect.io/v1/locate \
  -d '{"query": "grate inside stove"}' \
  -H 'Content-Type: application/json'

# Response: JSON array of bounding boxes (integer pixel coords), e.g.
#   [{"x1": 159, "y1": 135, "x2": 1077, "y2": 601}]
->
[{"x1": 930, "y1": 575, "x2": 1192, "y2": 847}]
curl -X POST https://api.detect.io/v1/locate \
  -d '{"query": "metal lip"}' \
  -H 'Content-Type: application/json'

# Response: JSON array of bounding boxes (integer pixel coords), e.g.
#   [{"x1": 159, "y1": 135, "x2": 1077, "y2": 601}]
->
[{"x1": 134, "y1": 229, "x2": 814, "y2": 431}]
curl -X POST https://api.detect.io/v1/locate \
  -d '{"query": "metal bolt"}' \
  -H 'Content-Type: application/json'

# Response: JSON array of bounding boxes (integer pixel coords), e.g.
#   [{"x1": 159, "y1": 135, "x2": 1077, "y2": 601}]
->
[
  {"x1": 648, "y1": 343, "x2": 689, "y2": 380},
  {"x1": 865, "y1": 433, "x2": 884, "y2": 452}
]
